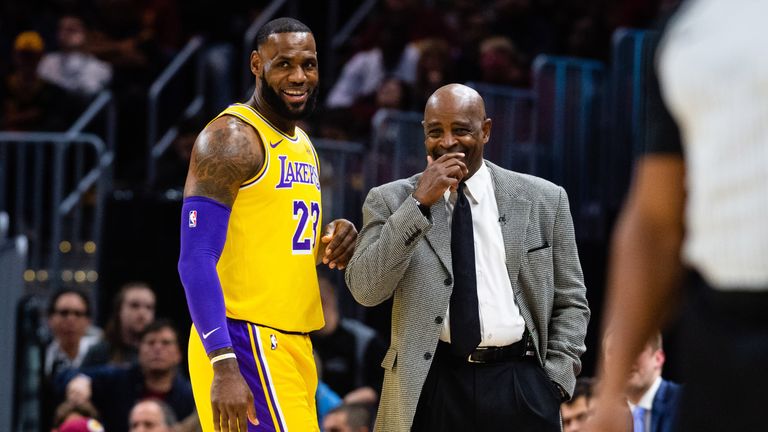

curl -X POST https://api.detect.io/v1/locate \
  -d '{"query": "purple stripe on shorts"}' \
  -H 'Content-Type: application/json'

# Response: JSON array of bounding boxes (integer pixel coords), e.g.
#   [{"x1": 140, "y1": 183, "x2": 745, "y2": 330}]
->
[
  {"x1": 250, "y1": 323, "x2": 287, "y2": 432},
  {"x1": 226, "y1": 319, "x2": 277, "y2": 431}
]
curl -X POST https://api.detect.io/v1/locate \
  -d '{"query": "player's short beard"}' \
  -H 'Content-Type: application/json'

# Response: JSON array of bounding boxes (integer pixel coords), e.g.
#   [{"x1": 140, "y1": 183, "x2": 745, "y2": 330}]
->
[{"x1": 260, "y1": 76, "x2": 318, "y2": 121}]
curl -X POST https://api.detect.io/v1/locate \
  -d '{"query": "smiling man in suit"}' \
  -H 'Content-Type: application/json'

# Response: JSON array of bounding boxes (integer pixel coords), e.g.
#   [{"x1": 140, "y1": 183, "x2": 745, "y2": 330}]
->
[
  {"x1": 346, "y1": 83, "x2": 590, "y2": 431},
  {"x1": 622, "y1": 333, "x2": 682, "y2": 432}
]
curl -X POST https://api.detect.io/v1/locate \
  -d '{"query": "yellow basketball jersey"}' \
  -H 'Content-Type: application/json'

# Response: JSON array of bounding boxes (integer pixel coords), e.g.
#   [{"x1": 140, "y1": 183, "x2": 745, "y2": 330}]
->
[{"x1": 213, "y1": 103, "x2": 324, "y2": 332}]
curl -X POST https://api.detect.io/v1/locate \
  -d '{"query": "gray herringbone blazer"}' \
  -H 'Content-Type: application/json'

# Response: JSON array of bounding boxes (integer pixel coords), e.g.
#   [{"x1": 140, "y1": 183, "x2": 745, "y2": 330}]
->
[{"x1": 345, "y1": 161, "x2": 590, "y2": 432}]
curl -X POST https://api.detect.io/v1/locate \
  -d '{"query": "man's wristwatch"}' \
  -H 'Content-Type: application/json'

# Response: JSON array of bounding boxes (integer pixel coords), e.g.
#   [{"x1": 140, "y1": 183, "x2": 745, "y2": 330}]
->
[{"x1": 411, "y1": 195, "x2": 431, "y2": 217}]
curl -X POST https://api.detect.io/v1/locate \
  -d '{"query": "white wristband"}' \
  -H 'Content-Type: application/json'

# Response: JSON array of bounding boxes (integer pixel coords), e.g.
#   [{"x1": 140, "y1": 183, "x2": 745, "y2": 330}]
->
[{"x1": 210, "y1": 352, "x2": 237, "y2": 365}]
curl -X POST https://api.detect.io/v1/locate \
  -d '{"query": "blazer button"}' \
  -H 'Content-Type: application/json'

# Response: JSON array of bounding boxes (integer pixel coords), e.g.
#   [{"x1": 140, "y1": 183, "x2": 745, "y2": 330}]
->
[
  {"x1": 434, "y1": 316, "x2": 443, "y2": 324},
  {"x1": 444, "y1": 277, "x2": 452, "y2": 286},
  {"x1": 424, "y1": 352, "x2": 432, "y2": 360}
]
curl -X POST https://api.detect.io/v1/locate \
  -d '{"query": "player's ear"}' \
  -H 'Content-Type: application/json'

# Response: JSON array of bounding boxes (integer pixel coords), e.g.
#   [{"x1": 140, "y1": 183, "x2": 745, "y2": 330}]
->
[
  {"x1": 482, "y1": 118, "x2": 492, "y2": 144},
  {"x1": 250, "y1": 50, "x2": 263, "y2": 78}
]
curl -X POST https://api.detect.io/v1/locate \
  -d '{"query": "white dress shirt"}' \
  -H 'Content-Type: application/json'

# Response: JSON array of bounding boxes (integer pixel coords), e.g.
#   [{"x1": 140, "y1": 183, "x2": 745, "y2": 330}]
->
[{"x1": 438, "y1": 162, "x2": 527, "y2": 347}]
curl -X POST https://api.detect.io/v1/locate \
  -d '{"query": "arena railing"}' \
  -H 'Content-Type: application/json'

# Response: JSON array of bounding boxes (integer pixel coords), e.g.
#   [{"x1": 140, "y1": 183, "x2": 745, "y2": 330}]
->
[
  {"x1": 146, "y1": 35, "x2": 205, "y2": 188},
  {"x1": 313, "y1": 138, "x2": 366, "y2": 226},
  {"x1": 465, "y1": 82, "x2": 536, "y2": 174},
  {"x1": 367, "y1": 109, "x2": 425, "y2": 191},
  {"x1": 12, "y1": 293, "x2": 47, "y2": 432},
  {"x1": 0, "y1": 87, "x2": 115, "y2": 430},
  {"x1": 0, "y1": 87, "x2": 115, "y2": 289},
  {"x1": 0, "y1": 132, "x2": 113, "y2": 293},
  {"x1": 532, "y1": 55, "x2": 607, "y2": 239},
  {"x1": 0, "y1": 212, "x2": 27, "y2": 432},
  {"x1": 607, "y1": 28, "x2": 657, "y2": 211}
]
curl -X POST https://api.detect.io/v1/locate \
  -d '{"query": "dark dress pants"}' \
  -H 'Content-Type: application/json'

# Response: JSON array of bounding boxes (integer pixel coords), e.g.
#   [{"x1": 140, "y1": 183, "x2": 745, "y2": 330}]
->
[
  {"x1": 676, "y1": 272, "x2": 768, "y2": 432},
  {"x1": 411, "y1": 344, "x2": 561, "y2": 432}
]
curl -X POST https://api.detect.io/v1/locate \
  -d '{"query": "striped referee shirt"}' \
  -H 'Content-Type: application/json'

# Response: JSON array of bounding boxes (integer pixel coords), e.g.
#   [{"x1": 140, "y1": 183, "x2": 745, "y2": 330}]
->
[{"x1": 655, "y1": 0, "x2": 768, "y2": 290}]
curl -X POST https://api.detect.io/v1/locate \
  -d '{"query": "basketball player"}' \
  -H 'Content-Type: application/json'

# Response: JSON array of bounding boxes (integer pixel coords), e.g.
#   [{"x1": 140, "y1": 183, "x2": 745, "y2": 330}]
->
[{"x1": 177, "y1": 18, "x2": 357, "y2": 432}]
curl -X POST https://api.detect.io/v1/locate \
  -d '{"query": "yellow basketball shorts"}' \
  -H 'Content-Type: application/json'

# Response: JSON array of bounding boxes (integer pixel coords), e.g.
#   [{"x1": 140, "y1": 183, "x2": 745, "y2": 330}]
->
[{"x1": 189, "y1": 319, "x2": 319, "y2": 431}]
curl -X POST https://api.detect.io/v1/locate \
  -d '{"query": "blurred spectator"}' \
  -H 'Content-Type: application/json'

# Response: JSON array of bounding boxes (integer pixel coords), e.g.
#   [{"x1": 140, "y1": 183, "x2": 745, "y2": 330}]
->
[
  {"x1": 375, "y1": 77, "x2": 412, "y2": 112},
  {"x1": 45, "y1": 288, "x2": 101, "y2": 379},
  {"x1": 346, "y1": 76, "x2": 413, "y2": 139},
  {"x1": 325, "y1": 21, "x2": 419, "y2": 109},
  {"x1": 38, "y1": 14, "x2": 113, "y2": 98},
  {"x1": 82, "y1": 282, "x2": 156, "y2": 367},
  {"x1": 448, "y1": 5, "x2": 493, "y2": 83},
  {"x1": 42, "y1": 288, "x2": 101, "y2": 432},
  {"x1": 52, "y1": 400, "x2": 103, "y2": 432},
  {"x1": 478, "y1": 36, "x2": 528, "y2": 87},
  {"x1": 57, "y1": 417, "x2": 106, "y2": 432},
  {"x1": 561, "y1": 377, "x2": 594, "y2": 432},
  {"x1": 2, "y1": 31, "x2": 69, "y2": 130},
  {"x1": 86, "y1": 0, "x2": 180, "y2": 73},
  {"x1": 128, "y1": 399, "x2": 177, "y2": 432},
  {"x1": 60, "y1": 319, "x2": 195, "y2": 432},
  {"x1": 322, "y1": 403, "x2": 372, "y2": 432},
  {"x1": 311, "y1": 272, "x2": 386, "y2": 404},
  {"x1": 615, "y1": 333, "x2": 682, "y2": 432},
  {"x1": 411, "y1": 38, "x2": 454, "y2": 111}
]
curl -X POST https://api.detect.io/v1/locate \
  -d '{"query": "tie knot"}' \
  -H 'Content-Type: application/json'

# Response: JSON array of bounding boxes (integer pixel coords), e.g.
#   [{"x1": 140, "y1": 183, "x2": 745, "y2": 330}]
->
[{"x1": 455, "y1": 182, "x2": 469, "y2": 207}]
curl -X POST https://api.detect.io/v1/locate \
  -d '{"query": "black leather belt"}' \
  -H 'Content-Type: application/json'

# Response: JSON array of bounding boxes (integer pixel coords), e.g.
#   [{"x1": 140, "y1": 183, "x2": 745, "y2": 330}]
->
[{"x1": 437, "y1": 333, "x2": 537, "y2": 364}]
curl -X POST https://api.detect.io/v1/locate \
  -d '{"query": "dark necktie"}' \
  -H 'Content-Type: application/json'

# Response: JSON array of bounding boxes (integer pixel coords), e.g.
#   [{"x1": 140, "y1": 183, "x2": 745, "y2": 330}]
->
[{"x1": 449, "y1": 182, "x2": 481, "y2": 356}]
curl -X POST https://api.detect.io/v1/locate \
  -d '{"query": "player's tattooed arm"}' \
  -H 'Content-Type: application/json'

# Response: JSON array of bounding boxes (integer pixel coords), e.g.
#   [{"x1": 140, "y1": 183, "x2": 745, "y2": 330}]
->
[{"x1": 183, "y1": 116, "x2": 264, "y2": 207}]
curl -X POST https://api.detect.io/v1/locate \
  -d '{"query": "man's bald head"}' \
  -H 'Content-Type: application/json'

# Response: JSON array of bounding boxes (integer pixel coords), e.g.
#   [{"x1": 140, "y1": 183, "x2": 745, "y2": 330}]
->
[
  {"x1": 422, "y1": 83, "x2": 492, "y2": 179},
  {"x1": 425, "y1": 84, "x2": 487, "y2": 121}
]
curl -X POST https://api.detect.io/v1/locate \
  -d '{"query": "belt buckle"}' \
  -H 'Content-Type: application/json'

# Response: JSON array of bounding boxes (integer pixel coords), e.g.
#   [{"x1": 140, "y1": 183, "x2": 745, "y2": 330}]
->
[{"x1": 467, "y1": 347, "x2": 488, "y2": 363}]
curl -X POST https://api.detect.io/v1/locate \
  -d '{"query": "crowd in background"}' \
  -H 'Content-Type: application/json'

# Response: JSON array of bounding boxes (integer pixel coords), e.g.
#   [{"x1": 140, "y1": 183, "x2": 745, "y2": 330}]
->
[
  {"x1": 1, "y1": 0, "x2": 674, "y2": 186},
  {"x1": 41, "y1": 277, "x2": 388, "y2": 431}
]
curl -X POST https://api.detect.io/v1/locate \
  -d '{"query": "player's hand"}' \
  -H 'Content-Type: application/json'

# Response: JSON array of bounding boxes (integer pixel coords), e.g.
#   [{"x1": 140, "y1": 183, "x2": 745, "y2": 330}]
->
[
  {"x1": 412, "y1": 153, "x2": 468, "y2": 206},
  {"x1": 211, "y1": 358, "x2": 258, "y2": 431},
  {"x1": 583, "y1": 393, "x2": 633, "y2": 432},
  {"x1": 321, "y1": 219, "x2": 357, "y2": 270}
]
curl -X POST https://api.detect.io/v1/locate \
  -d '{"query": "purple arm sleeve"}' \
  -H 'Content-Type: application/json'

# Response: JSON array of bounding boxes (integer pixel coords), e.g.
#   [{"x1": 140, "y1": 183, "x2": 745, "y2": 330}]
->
[{"x1": 178, "y1": 196, "x2": 232, "y2": 354}]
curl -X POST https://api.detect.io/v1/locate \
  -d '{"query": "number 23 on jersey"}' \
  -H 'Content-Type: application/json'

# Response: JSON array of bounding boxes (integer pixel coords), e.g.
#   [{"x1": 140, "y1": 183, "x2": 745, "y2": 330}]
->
[{"x1": 292, "y1": 200, "x2": 320, "y2": 254}]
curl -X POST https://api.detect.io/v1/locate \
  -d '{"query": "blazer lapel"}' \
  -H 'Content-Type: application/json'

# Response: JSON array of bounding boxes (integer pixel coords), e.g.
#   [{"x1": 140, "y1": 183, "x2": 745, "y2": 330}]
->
[
  {"x1": 425, "y1": 197, "x2": 452, "y2": 274},
  {"x1": 488, "y1": 162, "x2": 531, "y2": 283},
  {"x1": 651, "y1": 379, "x2": 669, "y2": 431}
]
